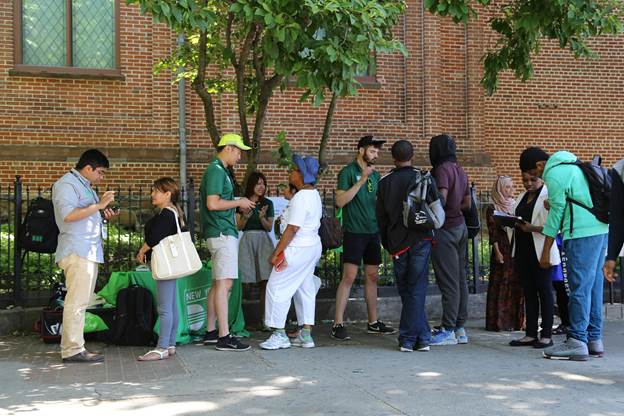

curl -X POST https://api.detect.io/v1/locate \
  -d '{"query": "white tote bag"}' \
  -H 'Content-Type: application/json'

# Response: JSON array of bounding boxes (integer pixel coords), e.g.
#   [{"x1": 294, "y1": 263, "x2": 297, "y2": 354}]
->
[{"x1": 151, "y1": 207, "x2": 202, "y2": 280}]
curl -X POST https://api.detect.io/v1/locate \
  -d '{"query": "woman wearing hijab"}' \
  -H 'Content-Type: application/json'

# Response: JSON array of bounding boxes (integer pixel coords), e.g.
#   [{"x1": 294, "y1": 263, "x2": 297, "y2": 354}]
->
[
  {"x1": 260, "y1": 154, "x2": 323, "y2": 350},
  {"x1": 485, "y1": 176, "x2": 524, "y2": 332}
]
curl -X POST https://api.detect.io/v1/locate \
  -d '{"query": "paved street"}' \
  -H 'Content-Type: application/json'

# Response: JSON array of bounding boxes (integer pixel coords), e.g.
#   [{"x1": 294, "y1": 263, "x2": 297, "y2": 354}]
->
[{"x1": 1, "y1": 320, "x2": 623, "y2": 416}]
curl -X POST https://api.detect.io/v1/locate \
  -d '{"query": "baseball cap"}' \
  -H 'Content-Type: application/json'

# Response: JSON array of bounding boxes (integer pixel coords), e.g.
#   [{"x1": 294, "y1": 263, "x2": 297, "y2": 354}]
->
[
  {"x1": 357, "y1": 135, "x2": 386, "y2": 149},
  {"x1": 217, "y1": 133, "x2": 251, "y2": 150}
]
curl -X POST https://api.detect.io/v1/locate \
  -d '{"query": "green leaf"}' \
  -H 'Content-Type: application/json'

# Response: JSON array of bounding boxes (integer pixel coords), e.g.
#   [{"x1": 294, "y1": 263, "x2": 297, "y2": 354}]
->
[{"x1": 161, "y1": 2, "x2": 170, "y2": 17}]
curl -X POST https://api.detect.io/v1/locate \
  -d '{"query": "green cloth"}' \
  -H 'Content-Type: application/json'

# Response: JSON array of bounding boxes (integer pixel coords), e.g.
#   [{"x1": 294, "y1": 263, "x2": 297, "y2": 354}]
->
[
  {"x1": 84, "y1": 310, "x2": 112, "y2": 333},
  {"x1": 199, "y1": 158, "x2": 237, "y2": 239},
  {"x1": 97, "y1": 261, "x2": 248, "y2": 345},
  {"x1": 542, "y1": 151, "x2": 609, "y2": 240},
  {"x1": 337, "y1": 160, "x2": 380, "y2": 234},
  {"x1": 243, "y1": 198, "x2": 274, "y2": 231}
]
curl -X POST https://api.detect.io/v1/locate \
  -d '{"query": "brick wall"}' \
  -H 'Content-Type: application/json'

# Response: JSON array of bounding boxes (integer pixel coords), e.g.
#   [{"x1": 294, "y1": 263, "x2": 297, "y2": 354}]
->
[{"x1": 1, "y1": 0, "x2": 623, "y2": 197}]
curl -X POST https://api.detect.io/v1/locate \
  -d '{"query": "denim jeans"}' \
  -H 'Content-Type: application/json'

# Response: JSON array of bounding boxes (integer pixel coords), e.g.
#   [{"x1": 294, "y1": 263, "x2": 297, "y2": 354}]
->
[
  {"x1": 563, "y1": 233, "x2": 607, "y2": 344},
  {"x1": 156, "y1": 279, "x2": 179, "y2": 349},
  {"x1": 392, "y1": 239, "x2": 432, "y2": 347}
]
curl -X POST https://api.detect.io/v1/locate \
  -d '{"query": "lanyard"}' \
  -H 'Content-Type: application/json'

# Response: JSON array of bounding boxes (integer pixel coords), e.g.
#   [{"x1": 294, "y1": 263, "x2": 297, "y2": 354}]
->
[{"x1": 70, "y1": 169, "x2": 99, "y2": 203}]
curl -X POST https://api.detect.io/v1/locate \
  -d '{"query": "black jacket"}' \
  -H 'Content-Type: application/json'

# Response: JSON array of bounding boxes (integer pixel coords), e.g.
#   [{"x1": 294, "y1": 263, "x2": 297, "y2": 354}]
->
[
  {"x1": 376, "y1": 166, "x2": 432, "y2": 255},
  {"x1": 607, "y1": 164, "x2": 624, "y2": 261}
]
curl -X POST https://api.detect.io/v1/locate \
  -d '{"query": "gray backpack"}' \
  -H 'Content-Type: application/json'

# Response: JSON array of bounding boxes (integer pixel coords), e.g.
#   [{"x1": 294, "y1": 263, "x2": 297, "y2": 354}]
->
[{"x1": 403, "y1": 169, "x2": 445, "y2": 232}]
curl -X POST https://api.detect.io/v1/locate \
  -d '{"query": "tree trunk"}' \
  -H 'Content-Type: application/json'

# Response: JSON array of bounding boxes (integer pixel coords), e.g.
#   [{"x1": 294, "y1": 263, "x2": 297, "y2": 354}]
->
[
  {"x1": 318, "y1": 92, "x2": 339, "y2": 176},
  {"x1": 192, "y1": 28, "x2": 220, "y2": 147},
  {"x1": 243, "y1": 74, "x2": 284, "y2": 183}
]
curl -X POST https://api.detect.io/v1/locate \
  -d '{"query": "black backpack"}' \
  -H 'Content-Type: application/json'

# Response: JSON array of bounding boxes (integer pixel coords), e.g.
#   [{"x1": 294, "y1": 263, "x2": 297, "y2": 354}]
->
[
  {"x1": 109, "y1": 285, "x2": 157, "y2": 346},
  {"x1": 563, "y1": 156, "x2": 612, "y2": 230},
  {"x1": 463, "y1": 183, "x2": 480, "y2": 239},
  {"x1": 19, "y1": 197, "x2": 59, "y2": 253},
  {"x1": 402, "y1": 169, "x2": 445, "y2": 232}
]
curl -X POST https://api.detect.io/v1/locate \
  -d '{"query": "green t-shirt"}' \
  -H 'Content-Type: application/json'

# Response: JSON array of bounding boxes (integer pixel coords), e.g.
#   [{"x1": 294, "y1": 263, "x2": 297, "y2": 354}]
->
[
  {"x1": 199, "y1": 158, "x2": 237, "y2": 239},
  {"x1": 242, "y1": 198, "x2": 275, "y2": 231},
  {"x1": 337, "y1": 160, "x2": 380, "y2": 234}
]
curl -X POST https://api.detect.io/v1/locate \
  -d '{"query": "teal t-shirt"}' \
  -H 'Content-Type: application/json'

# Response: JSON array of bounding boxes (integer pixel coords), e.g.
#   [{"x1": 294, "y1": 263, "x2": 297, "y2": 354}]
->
[
  {"x1": 337, "y1": 160, "x2": 380, "y2": 234},
  {"x1": 199, "y1": 158, "x2": 237, "y2": 239},
  {"x1": 242, "y1": 198, "x2": 275, "y2": 231}
]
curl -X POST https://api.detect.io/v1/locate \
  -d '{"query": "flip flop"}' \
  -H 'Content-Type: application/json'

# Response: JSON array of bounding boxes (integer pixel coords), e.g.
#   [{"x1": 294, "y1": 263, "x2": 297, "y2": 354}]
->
[
  {"x1": 137, "y1": 349, "x2": 169, "y2": 361},
  {"x1": 168, "y1": 346, "x2": 176, "y2": 356}
]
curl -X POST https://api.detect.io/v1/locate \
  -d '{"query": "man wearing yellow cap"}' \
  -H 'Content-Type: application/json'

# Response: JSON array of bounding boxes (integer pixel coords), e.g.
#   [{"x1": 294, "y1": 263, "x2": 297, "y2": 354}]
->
[{"x1": 200, "y1": 134, "x2": 256, "y2": 351}]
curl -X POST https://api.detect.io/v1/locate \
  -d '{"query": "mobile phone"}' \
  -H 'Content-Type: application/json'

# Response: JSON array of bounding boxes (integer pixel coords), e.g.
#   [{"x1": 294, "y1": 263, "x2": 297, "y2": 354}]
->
[{"x1": 111, "y1": 205, "x2": 121, "y2": 214}]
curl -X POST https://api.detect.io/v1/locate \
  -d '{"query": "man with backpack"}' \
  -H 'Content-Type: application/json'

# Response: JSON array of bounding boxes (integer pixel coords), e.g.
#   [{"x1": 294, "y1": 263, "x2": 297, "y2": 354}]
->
[
  {"x1": 331, "y1": 135, "x2": 396, "y2": 341},
  {"x1": 52, "y1": 149, "x2": 118, "y2": 362},
  {"x1": 520, "y1": 147, "x2": 609, "y2": 361},
  {"x1": 376, "y1": 140, "x2": 438, "y2": 352}
]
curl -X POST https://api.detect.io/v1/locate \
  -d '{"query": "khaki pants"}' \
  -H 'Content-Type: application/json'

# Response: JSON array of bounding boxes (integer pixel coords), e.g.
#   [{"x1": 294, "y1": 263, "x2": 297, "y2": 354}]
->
[{"x1": 58, "y1": 254, "x2": 99, "y2": 359}]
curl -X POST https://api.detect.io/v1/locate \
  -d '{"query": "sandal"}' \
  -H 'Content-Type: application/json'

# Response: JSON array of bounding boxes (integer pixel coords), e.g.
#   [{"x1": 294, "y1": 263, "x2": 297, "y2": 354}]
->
[
  {"x1": 137, "y1": 349, "x2": 169, "y2": 361},
  {"x1": 168, "y1": 346, "x2": 176, "y2": 356}
]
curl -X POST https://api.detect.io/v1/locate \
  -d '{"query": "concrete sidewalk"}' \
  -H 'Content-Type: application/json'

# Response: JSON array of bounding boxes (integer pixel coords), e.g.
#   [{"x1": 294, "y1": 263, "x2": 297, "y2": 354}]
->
[{"x1": 1, "y1": 320, "x2": 623, "y2": 416}]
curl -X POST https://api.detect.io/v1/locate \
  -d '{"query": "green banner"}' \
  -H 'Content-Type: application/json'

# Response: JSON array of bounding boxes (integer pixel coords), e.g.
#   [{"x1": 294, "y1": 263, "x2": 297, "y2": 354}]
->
[{"x1": 96, "y1": 261, "x2": 248, "y2": 344}]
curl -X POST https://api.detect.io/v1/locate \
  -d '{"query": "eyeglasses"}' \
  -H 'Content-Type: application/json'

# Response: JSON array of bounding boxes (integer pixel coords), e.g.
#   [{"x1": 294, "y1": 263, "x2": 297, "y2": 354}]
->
[{"x1": 367, "y1": 178, "x2": 373, "y2": 193}]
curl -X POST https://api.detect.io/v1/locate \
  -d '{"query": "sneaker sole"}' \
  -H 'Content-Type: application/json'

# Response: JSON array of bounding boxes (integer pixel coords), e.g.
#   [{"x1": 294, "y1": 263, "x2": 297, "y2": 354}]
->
[
  {"x1": 589, "y1": 351, "x2": 604, "y2": 358},
  {"x1": 457, "y1": 339, "x2": 469, "y2": 345},
  {"x1": 259, "y1": 345, "x2": 291, "y2": 350},
  {"x1": 203, "y1": 340, "x2": 218, "y2": 345},
  {"x1": 399, "y1": 346, "x2": 413, "y2": 352},
  {"x1": 431, "y1": 340, "x2": 459, "y2": 346},
  {"x1": 330, "y1": 334, "x2": 351, "y2": 341},
  {"x1": 215, "y1": 346, "x2": 252, "y2": 351},
  {"x1": 542, "y1": 352, "x2": 589, "y2": 361},
  {"x1": 367, "y1": 330, "x2": 398, "y2": 335},
  {"x1": 416, "y1": 346, "x2": 430, "y2": 352},
  {"x1": 292, "y1": 343, "x2": 315, "y2": 348}
]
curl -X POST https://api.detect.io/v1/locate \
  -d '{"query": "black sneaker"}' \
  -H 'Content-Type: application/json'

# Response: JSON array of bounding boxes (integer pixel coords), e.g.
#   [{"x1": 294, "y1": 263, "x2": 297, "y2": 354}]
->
[
  {"x1": 330, "y1": 324, "x2": 351, "y2": 340},
  {"x1": 216, "y1": 334, "x2": 251, "y2": 351},
  {"x1": 202, "y1": 329, "x2": 218, "y2": 345},
  {"x1": 552, "y1": 324, "x2": 568, "y2": 335},
  {"x1": 367, "y1": 321, "x2": 397, "y2": 334},
  {"x1": 415, "y1": 342, "x2": 430, "y2": 352}
]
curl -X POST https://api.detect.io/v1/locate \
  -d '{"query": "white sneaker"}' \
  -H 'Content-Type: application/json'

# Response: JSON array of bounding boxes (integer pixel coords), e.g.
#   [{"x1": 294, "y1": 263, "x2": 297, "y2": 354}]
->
[
  {"x1": 455, "y1": 327, "x2": 469, "y2": 344},
  {"x1": 291, "y1": 332, "x2": 315, "y2": 348},
  {"x1": 260, "y1": 332, "x2": 291, "y2": 350}
]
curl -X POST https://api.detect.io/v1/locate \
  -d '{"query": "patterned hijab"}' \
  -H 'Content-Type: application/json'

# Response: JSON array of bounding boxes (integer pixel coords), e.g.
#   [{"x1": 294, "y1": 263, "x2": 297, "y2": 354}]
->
[{"x1": 491, "y1": 176, "x2": 515, "y2": 214}]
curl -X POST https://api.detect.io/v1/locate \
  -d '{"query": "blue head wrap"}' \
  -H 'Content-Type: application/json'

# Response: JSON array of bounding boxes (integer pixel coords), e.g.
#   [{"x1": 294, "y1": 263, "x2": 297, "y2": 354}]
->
[{"x1": 292, "y1": 154, "x2": 319, "y2": 185}]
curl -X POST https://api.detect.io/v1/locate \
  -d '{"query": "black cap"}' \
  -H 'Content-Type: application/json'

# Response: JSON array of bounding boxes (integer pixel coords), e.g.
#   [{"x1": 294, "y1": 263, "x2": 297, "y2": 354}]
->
[{"x1": 357, "y1": 135, "x2": 386, "y2": 149}]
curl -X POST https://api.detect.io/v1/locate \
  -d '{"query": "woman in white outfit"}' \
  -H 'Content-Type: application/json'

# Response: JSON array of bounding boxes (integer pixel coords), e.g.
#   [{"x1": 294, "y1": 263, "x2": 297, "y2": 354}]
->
[{"x1": 261, "y1": 154, "x2": 323, "y2": 350}]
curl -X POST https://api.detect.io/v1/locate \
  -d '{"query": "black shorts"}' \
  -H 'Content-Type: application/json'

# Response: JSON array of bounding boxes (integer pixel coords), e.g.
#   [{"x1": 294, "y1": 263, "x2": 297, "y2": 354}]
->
[{"x1": 342, "y1": 232, "x2": 382, "y2": 266}]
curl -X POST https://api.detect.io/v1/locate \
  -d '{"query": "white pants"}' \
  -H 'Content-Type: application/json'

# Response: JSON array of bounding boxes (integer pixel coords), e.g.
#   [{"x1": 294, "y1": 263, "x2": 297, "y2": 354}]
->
[
  {"x1": 265, "y1": 243, "x2": 322, "y2": 328},
  {"x1": 58, "y1": 254, "x2": 99, "y2": 359}
]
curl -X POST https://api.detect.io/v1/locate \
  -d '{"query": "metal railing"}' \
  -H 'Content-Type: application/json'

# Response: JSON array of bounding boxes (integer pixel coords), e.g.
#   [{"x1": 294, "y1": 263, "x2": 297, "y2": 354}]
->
[{"x1": 8, "y1": 176, "x2": 619, "y2": 308}]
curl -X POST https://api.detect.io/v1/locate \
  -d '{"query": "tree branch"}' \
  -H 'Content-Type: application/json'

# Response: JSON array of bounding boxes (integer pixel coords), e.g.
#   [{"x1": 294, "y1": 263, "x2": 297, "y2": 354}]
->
[
  {"x1": 192, "y1": 27, "x2": 220, "y2": 147},
  {"x1": 234, "y1": 24, "x2": 259, "y2": 146}
]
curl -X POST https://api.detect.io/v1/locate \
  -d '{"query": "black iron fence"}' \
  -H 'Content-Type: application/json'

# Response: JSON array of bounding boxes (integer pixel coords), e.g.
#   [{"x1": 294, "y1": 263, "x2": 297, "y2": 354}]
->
[{"x1": 1, "y1": 176, "x2": 622, "y2": 308}]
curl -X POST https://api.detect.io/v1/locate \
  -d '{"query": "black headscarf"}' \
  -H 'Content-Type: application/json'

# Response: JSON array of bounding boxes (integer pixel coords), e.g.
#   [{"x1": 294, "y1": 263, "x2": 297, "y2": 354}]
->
[{"x1": 429, "y1": 134, "x2": 457, "y2": 168}]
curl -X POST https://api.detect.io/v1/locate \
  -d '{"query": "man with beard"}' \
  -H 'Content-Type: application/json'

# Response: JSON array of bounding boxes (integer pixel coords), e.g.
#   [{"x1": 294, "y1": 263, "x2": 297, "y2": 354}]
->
[{"x1": 331, "y1": 135, "x2": 396, "y2": 340}]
